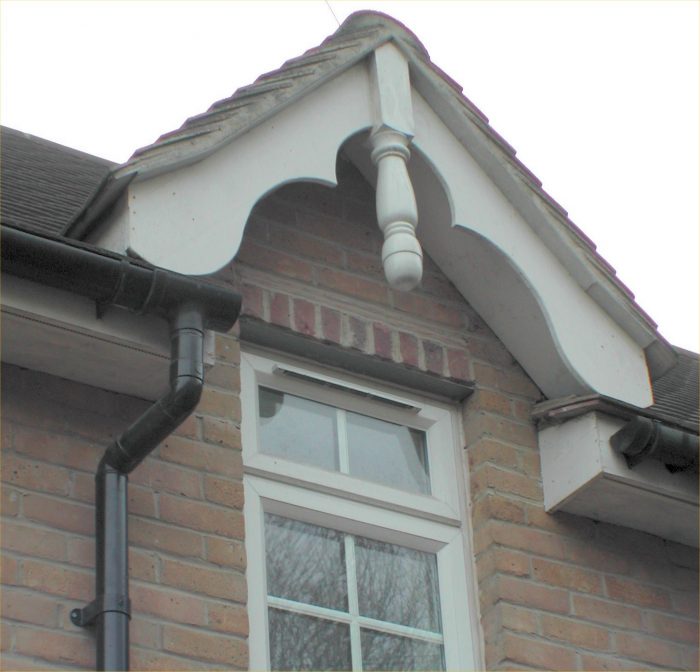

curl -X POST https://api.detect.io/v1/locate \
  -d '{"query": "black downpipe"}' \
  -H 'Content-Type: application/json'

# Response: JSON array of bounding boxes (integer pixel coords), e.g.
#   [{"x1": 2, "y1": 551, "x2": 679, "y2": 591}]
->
[
  {"x1": 73, "y1": 306, "x2": 208, "y2": 670},
  {"x1": 94, "y1": 466, "x2": 129, "y2": 671},
  {"x1": 3, "y1": 227, "x2": 241, "y2": 671},
  {"x1": 102, "y1": 306, "x2": 206, "y2": 474}
]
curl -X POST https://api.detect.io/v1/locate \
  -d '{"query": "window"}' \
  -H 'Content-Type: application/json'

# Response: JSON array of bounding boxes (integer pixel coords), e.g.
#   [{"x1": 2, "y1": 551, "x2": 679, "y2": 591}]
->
[{"x1": 242, "y1": 350, "x2": 479, "y2": 671}]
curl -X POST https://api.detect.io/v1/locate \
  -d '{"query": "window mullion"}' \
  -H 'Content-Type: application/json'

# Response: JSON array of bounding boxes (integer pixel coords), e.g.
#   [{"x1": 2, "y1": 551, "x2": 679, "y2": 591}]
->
[
  {"x1": 344, "y1": 535, "x2": 363, "y2": 672},
  {"x1": 337, "y1": 408, "x2": 350, "y2": 474}
]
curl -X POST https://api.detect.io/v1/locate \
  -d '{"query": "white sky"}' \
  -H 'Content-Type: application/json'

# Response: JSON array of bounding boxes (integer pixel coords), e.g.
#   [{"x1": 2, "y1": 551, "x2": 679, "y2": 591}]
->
[{"x1": 2, "y1": 0, "x2": 698, "y2": 351}]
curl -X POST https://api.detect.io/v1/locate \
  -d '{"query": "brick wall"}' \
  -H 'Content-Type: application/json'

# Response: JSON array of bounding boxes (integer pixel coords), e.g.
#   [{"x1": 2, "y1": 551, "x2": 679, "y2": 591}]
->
[
  {"x1": 1, "y1": 344, "x2": 247, "y2": 670},
  {"x1": 2, "y1": 154, "x2": 697, "y2": 670}
]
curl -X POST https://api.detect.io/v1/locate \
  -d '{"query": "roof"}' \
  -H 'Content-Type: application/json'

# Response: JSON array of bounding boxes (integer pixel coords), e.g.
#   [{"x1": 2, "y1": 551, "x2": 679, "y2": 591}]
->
[
  {"x1": 0, "y1": 12, "x2": 695, "y2": 429},
  {"x1": 66, "y1": 11, "x2": 659, "y2": 335},
  {"x1": 1, "y1": 127, "x2": 114, "y2": 236},
  {"x1": 650, "y1": 347, "x2": 699, "y2": 429}
]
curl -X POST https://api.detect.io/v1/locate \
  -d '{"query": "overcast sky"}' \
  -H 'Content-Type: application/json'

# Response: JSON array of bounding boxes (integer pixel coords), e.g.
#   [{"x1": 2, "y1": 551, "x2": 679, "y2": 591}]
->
[{"x1": 2, "y1": 1, "x2": 698, "y2": 351}]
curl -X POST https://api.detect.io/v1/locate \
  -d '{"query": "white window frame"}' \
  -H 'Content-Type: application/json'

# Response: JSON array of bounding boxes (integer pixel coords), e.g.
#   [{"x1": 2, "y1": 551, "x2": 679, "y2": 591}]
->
[{"x1": 241, "y1": 348, "x2": 480, "y2": 670}]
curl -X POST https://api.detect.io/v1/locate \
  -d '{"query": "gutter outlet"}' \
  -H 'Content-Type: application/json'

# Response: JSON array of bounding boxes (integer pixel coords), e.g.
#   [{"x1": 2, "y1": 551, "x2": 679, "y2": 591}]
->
[{"x1": 611, "y1": 416, "x2": 699, "y2": 473}]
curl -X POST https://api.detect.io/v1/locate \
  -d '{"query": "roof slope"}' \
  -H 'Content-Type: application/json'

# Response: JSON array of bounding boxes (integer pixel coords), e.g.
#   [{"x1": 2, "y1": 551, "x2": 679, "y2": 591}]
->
[
  {"x1": 112, "y1": 16, "x2": 427, "y2": 176},
  {"x1": 1, "y1": 127, "x2": 114, "y2": 236},
  {"x1": 650, "y1": 347, "x2": 699, "y2": 429}
]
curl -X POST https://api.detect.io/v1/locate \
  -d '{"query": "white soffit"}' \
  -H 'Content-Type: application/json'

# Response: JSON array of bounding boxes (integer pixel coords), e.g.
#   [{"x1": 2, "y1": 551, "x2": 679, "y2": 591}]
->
[
  {"x1": 1, "y1": 275, "x2": 170, "y2": 400},
  {"x1": 93, "y1": 47, "x2": 653, "y2": 405},
  {"x1": 539, "y1": 412, "x2": 698, "y2": 547}
]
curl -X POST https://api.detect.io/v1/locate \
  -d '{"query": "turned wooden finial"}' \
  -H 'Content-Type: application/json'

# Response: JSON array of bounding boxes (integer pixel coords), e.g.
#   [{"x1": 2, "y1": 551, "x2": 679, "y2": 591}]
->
[
  {"x1": 370, "y1": 128, "x2": 422, "y2": 291},
  {"x1": 370, "y1": 42, "x2": 423, "y2": 291}
]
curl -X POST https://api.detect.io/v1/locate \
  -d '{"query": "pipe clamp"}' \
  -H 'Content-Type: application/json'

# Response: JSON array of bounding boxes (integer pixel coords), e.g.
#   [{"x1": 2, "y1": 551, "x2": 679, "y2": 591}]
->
[{"x1": 70, "y1": 593, "x2": 132, "y2": 627}]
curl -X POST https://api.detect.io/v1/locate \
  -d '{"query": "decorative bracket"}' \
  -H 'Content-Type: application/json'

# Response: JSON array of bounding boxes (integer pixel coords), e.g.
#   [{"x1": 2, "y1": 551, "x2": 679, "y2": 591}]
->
[{"x1": 370, "y1": 43, "x2": 423, "y2": 292}]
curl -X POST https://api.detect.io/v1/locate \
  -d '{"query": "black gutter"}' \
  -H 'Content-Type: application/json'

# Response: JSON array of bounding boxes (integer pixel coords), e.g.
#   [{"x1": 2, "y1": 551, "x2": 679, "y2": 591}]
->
[
  {"x1": 2, "y1": 226, "x2": 241, "y2": 670},
  {"x1": 532, "y1": 393, "x2": 699, "y2": 474},
  {"x1": 610, "y1": 416, "x2": 699, "y2": 473}
]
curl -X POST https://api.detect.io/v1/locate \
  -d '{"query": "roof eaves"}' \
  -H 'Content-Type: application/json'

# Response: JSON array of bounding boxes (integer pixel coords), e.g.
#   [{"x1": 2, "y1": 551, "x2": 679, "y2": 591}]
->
[
  {"x1": 532, "y1": 392, "x2": 698, "y2": 435},
  {"x1": 106, "y1": 38, "x2": 397, "y2": 183}
]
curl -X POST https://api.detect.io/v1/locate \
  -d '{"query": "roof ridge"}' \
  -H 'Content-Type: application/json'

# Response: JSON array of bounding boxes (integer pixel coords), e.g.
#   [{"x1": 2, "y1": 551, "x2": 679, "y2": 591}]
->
[{"x1": 334, "y1": 10, "x2": 429, "y2": 57}]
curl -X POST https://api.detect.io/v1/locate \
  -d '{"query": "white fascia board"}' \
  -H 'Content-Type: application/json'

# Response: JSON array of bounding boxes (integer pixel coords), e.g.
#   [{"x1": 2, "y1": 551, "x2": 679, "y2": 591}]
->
[
  {"x1": 93, "y1": 65, "x2": 374, "y2": 274},
  {"x1": 539, "y1": 412, "x2": 698, "y2": 546},
  {"x1": 410, "y1": 93, "x2": 652, "y2": 406},
  {"x1": 2, "y1": 274, "x2": 174, "y2": 400},
  {"x1": 407, "y1": 58, "x2": 662, "y2": 355}
]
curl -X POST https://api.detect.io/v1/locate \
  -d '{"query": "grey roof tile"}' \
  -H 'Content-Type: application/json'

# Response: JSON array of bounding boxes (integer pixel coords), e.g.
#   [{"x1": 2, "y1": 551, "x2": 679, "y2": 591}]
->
[
  {"x1": 650, "y1": 347, "x2": 699, "y2": 429},
  {"x1": 1, "y1": 127, "x2": 114, "y2": 236}
]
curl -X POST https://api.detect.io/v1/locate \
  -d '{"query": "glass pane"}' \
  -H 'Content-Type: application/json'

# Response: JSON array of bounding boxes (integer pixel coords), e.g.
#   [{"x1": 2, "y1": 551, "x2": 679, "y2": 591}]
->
[
  {"x1": 355, "y1": 536, "x2": 441, "y2": 632},
  {"x1": 269, "y1": 608, "x2": 352, "y2": 671},
  {"x1": 361, "y1": 629, "x2": 445, "y2": 671},
  {"x1": 259, "y1": 387, "x2": 338, "y2": 470},
  {"x1": 265, "y1": 514, "x2": 348, "y2": 611},
  {"x1": 347, "y1": 412, "x2": 430, "y2": 494}
]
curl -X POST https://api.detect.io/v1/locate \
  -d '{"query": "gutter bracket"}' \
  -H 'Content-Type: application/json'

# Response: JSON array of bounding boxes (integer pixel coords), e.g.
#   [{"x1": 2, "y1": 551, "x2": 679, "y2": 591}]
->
[{"x1": 70, "y1": 594, "x2": 132, "y2": 628}]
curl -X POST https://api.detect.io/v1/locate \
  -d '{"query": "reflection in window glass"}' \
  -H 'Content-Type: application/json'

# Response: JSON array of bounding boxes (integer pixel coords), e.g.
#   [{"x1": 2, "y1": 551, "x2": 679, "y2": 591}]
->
[
  {"x1": 347, "y1": 412, "x2": 430, "y2": 494},
  {"x1": 268, "y1": 608, "x2": 352, "y2": 671},
  {"x1": 265, "y1": 515, "x2": 444, "y2": 671},
  {"x1": 258, "y1": 385, "x2": 431, "y2": 495},
  {"x1": 258, "y1": 387, "x2": 338, "y2": 470},
  {"x1": 361, "y1": 629, "x2": 445, "y2": 671},
  {"x1": 265, "y1": 514, "x2": 348, "y2": 611},
  {"x1": 355, "y1": 536, "x2": 441, "y2": 632}
]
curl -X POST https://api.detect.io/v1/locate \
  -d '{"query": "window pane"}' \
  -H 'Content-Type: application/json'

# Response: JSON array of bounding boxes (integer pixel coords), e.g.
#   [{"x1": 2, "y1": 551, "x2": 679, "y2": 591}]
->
[
  {"x1": 259, "y1": 387, "x2": 338, "y2": 470},
  {"x1": 265, "y1": 514, "x2": 348, "y2": 611},
  {"x1": 361, "y1": 629, "x2": 445, "y2": 671},
  {"x1": 355, "y1": 536, "x2": 441, "y2": 632},
  {"x1": 269, "y1": 608, "x2": 352, "y2": 671},
  {"x1": 347, "y1": 412, "x2": 430, "y2": 494}
]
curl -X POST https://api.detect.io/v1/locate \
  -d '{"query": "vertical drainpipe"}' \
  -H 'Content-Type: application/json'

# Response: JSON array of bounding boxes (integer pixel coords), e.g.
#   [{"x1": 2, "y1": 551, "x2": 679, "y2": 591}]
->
[
  {"x1": 93, "y1": 465, "x2": 129, "y2": 670},
  {"x1": 1, "y1": 227, "x2": 241, "y2": 671},
  {"x1": 71, "y1": 306, "x2": 229, "y2": 670}
]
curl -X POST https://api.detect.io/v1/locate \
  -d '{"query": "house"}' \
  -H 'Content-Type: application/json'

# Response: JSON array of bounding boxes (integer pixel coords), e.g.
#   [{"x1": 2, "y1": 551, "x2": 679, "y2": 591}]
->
[{"x1": 1, "y1": 11, "x2": 698, "y2": 671}]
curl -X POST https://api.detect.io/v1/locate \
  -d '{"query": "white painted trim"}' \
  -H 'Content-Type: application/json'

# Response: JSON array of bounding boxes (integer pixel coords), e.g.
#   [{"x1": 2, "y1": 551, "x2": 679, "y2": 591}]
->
[
  {"x1": 89, "y1": 52, "x2": 663, "y2": 404},
  {"x1": 408, "y1": 92, "x2": 652, "y2": 406},
  {"x1": 245, "y1": 475, "x2": 477, "y2": 670},
  {"x1": 344, "y1": 535, "x2": 363, "y2": 671},
  {"x1": 267, "y1": 595, "x2": 445, "y2": 643},
  {"x1": 370, "y1": 42, "x2": 415, "y2": 137},
  {"x1": 1, "y1": 274, "x2": 217, "y2": 400},
  {"x1": 405, "y1": 52, "x2": 667, "y2": 360},
  {"x1": 242, "y1": 349, "x2": 479, "y2": 670},
  {"x1": 241, "y1": 350, "x2": 462, "y2": 519},
  {"x1": 117, "y1": 66, "x2": 374, "y2": 276},
  {"x1": 539, "y1": 412, "x2": 699, "y2": 546}
]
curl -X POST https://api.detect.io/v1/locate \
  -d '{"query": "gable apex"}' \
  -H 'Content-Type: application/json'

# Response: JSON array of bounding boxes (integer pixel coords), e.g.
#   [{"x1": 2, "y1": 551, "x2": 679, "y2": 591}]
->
[{"x1": 71, "y1": 12, "x2": 675, "y2": 406}]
